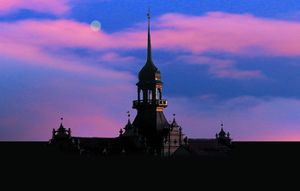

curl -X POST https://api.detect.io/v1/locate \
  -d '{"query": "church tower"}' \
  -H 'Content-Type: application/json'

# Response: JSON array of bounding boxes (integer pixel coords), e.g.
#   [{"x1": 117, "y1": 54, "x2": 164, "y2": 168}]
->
[{"x1": 132, "y1": 11, "x2": 169, "y2": 154}]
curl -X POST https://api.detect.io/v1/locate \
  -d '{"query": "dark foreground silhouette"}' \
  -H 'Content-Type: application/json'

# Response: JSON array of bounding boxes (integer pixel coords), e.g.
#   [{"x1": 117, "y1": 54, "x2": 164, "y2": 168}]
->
[
  {"x1": 1, "y1": 141, "x2": 298, "y2": 186},
  {"x1": 1, "y1": 141, "x2": 300, "y2": 162}
]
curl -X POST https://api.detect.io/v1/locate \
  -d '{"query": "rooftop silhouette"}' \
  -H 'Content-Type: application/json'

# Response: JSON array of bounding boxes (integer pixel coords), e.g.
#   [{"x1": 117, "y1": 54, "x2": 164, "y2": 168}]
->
[{"x1": 49, "y1": 11, "x2": 232, "y2": 157}]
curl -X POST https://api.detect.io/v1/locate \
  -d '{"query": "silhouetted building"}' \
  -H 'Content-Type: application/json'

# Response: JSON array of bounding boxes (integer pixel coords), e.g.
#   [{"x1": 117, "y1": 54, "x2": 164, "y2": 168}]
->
[
  {"x1": 125, "y1": 12, "x2": 172, "y2": 155},
  {"x1": 50, "y1": 118, "x2": 71, "y2": 142},
  {"x1": 49, "y1": 118, "x2": 74, "y2": 150},
  {"x1": 49, "y1": 11, "x2": 232, "y2": 157},
  {"x1": 216, "y1": 123, "x2": 232, "y2": 146}
]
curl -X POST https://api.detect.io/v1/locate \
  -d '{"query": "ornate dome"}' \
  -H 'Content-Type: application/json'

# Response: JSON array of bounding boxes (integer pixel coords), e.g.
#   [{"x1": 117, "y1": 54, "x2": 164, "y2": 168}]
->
[{"x1": 138, "y1": 60, "x2": 160, "y2": 82}]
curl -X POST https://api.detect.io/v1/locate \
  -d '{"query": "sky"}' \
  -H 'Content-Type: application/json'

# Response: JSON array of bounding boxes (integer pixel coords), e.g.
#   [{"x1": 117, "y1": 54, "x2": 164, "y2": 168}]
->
[{"x1": 1, "y1": 0, "x2": 300, "y2": 141}]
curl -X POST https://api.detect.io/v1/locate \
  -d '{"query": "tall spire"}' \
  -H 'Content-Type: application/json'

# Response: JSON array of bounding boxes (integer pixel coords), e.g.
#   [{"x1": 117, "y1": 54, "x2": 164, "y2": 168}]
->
[{"x1": 147, "y1": 8, "x2": 152, "y2": 62}]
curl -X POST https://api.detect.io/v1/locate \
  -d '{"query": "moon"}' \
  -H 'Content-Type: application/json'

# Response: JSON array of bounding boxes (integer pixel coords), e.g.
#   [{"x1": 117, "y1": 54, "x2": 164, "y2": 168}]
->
[{"x1": 90, "y1": 20, "x2": 101, "y2": 32}]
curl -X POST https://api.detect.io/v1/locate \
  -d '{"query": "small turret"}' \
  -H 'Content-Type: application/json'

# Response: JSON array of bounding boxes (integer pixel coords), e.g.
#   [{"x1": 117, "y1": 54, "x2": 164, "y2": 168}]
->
[
  {"x1": 122, "y1": 111, "x2": 137, "y2": 137},
  {"x1": 50, "y1": 117, "x2": 72, "y2": 143},
  {"x1": 163, "y1": 113, "x2": 185, "y2": 156},
  {"x1": 216, "y1": 122, "x2": 231, "y2": 146},
  {"x1": 49, "y1": 118, "x2": 73, "y2": 150}
]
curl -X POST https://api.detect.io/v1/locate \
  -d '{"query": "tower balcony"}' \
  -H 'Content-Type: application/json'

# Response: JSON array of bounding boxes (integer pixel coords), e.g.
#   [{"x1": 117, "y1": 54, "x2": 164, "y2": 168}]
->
[{"x1": 133, "y1": 99, "x2": 168, "y2": 109}]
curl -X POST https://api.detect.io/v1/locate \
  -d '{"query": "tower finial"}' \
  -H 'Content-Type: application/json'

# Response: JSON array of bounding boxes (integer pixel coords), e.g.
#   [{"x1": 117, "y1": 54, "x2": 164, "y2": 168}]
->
[
  {"x1": 172, "y1": 113, "x2": 177, "y2": 124},
  {"x1": 220, "y1": 121, "x2": 224, "y2": 131},
  {"x1": 127, "y1": 111, "x2": 130, "y2": 118},
  {"x1": 147, "y1": 8, "x2": 152, "y2": 62},
  {"x1": 59, "y1": 117, "x2": 64, "y2": 129}
]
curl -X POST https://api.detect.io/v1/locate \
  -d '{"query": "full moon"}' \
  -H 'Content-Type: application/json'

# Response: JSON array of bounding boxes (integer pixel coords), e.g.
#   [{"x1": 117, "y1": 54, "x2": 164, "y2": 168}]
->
[{"x1": 90, "y1": 20, "x2": 101, "y2": 32}]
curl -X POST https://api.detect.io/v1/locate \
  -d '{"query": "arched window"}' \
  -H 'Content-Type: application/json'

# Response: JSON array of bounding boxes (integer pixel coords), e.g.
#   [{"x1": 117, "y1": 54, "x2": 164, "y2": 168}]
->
[
  {"x1": 148, "y1": 90, "x2": 152, "y2": 102},
  {"x1": 143, "y1": 90, "x2": 147, "y2": 101},
  {"x1": 155, "y1": 88, "x2": 159, "y2": 99},
  {"x1": 159, "y1": 88, "x2": 162, "y2": 99},
  {"x1": 138, "y1": 88, "x2": 141, "y2": 101}
]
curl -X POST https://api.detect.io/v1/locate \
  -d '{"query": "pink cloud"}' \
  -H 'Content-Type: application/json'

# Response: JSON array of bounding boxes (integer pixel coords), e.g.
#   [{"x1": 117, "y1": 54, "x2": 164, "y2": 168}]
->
[
  {"x1": 1, "y1": 12, "x2": 300, "y2": 61},
  {"x1": 0, "y1": 73, "x2": 135, "y2": 141},
  {"x1": 4, "y1": 111, "x2": 123, "y2": 141},
  {"x1": 0, "y1": 19, "x2": 139, "y2": 82},
  {"x1": 214, "y1": 69, "x2": 262, "y2": 79},
  {"x1": 99, "y1": 52, "x2": 137, "y2": 63},
  {"x1": 154, "y1": 12, "x2": 300, "y2": 56},
  {"x1": 0, "y1": 0, "x2": 70, "y2": 15},
  {"x1": 0, "y1": 19, "x2": 135, "y2": 80},
  {"x1": 67, "y1": 115, "x2": 122, "y2": 138},
  {"x1": 0, "y1": 12, "x2": 299, "y2": 82},
  {"x1": 0, "y1": 19, "x2": 110, "y2": 50},
  {"x1": 0, "y1": 39, "x2": 133, "y2": 80},
  {"x1": 177, "y1": 55, "x2": 262, "y2": 79},
  {"x1": 3, "y1": 12, "x2": 300, "y2": 56},
  {"x1": 167, "y1": 96, "x2": 300, "y2": 141}
]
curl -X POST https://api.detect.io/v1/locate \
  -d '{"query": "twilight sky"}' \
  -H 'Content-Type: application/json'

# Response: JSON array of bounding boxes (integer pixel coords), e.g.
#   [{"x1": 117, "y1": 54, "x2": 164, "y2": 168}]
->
[{"x1": 1, "y1": 0, "x2": 300, "y2": 141}]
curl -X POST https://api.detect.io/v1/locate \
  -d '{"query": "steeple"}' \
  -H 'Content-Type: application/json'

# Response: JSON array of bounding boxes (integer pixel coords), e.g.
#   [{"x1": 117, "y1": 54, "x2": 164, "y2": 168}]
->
[
  {"x1": 171, "y1": 113, "x2": 179, "y2": 128},
  {"x1": 216, "y1": 121, "x2": 232, "y2": 146},
  {"x1": 51, "y1": 117, "x2": 71, "y2": 141},
  {"x1": 132, "y1": 9, "x2": 169, "y2": 155},
  {"x1": 147, "y1": 9, "x2": 152, "y2": 62},
  {"x1": 123, "y1": 111, "x2": 136, "y2": 137},
  {"x1": 138, "y1": 9, "x2": 159, "y2": 82},
  {"x1": 58, "y1": 117, "x2": 64, "y2": 131},
  {"x1": 124, "y1": 111, "x2": 133, "y2": 130}
]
